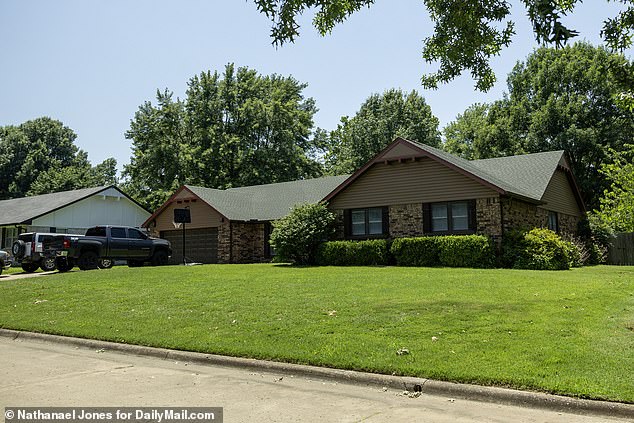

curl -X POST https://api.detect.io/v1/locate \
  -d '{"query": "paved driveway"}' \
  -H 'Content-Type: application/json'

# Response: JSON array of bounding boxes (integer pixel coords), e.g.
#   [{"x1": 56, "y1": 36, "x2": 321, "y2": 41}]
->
[
  {"x1": 0, "y1": 337, "x2": 629, "y2": 423},
  {"x1": 0, "y1": 270, "x2": 66, "y2": 281}
]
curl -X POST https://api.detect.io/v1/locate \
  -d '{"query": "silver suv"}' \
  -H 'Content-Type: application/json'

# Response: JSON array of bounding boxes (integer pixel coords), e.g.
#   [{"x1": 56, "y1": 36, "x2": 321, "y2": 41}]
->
[
  {"x1": 12, "y1": 233, "x2": 59, "y2": 272},
  {"x1": 0, "y1": 250, "x2": 12, "y2": 275}
]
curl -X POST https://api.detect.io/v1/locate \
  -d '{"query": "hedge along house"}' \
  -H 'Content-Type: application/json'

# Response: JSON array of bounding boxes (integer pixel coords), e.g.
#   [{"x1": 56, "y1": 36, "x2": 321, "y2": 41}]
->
[
  {"x1": 145, "y1": 137, "x2": 585, "y2": 264},
  {"x1": 143, "y1": 176, "x2": 349, "y2": 264},
  {"x1": 324, "y1": 138, "x2": 585, "y2": 243},
  {"x1": 0, "y1": 186, "x2": 151, "y2": 250}
]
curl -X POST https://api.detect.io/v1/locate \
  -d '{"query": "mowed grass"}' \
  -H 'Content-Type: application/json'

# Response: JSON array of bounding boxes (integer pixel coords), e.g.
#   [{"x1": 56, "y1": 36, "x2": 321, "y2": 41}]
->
[{"x1": 0, "y1": 264, "x2": 632, "y2": 402}]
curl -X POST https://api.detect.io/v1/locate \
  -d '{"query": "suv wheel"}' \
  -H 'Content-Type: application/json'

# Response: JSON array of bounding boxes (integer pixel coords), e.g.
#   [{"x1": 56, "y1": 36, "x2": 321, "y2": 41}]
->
[
  {"x1": 40, "y1": 257, "x2": 57, "y2": 272},
  {"x1": 12, "y1": 240, "x2": 26, "y2": 257},
  {"x1": 98, "y1": 258, "x2": 114, "y2": 269},
  {"x1": 21, "y1": 263, "x2": 39, "y2": 273},
  {"x1": 78, "y1": 251, "x2": 99, "y2": 271}
]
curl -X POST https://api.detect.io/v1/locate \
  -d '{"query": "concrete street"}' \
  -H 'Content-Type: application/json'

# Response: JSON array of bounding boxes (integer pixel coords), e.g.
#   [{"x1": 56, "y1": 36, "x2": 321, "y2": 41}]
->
[{"x1": 0, "y1": 336, "x2": 628, "y2": 423}]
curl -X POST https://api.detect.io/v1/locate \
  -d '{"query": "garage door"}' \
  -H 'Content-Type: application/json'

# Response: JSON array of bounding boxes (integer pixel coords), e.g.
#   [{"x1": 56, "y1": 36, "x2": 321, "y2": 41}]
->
[{"x1": 161, "y1": 227, "x2": 218, "y2": 264}]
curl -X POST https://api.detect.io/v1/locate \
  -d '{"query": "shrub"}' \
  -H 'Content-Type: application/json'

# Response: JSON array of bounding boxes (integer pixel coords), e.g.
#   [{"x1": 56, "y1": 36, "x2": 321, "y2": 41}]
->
[
  {"x1": 269, "y1": 203, "x2": 336, "y2": 265},
  {"x1": 511, "y1": 228, "x2": 578, "y2": 270},
  {"x1": 390, "y1": 237, "x2": 439, "y2": 267},
  {"x1": 317, "y1": 240, "x2": 390, "y2": 266},
  {"x1": 391, "y1": 235, "x2": 494, "y2": 268},
  {"x1": 436, "y1": 235, "x2": 494, "y2": 268}
]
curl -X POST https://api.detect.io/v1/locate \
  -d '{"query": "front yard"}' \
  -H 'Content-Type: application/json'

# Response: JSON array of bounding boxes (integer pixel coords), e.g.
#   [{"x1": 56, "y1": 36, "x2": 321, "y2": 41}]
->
[{"x1": 0, "y1": 264, "x2": 632, "y2": 402}]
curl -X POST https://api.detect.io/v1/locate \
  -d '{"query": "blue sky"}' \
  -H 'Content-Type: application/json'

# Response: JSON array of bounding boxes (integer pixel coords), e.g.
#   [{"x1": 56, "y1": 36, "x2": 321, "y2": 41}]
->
[{"x1": 1, "y1": 1, "x2": 631, "y2": 172}]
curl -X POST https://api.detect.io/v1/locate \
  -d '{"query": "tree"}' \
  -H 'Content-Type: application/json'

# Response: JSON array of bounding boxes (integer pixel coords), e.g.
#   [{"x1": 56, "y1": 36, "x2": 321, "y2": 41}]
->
[
  {"x1": 0, "y1": 117, "x2": 117, "y2": 199},
  {"x1": 254, "y1": 0, "x2": 633, "y2": 91},
  {"x1": 443, "y1": 43, "x2": 634, "y2": 208},
  {"x1": 269, "y1": 203, "x2": 336, "y2": 264},
  {"x1": 324, "y1": 89, "x2": 440, "y2": 175},
  {"x1": 124, "y1": 64, "x2": 324, "y2": 210},
  {"x1": 591, "y1": 145, "x2": 634, "y2": 232}
]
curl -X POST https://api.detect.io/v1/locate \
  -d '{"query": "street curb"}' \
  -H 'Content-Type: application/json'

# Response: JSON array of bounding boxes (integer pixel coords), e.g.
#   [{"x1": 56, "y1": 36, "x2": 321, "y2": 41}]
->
[{"x1": 1, "y1": 328, "x2": 632, "y2": 420}]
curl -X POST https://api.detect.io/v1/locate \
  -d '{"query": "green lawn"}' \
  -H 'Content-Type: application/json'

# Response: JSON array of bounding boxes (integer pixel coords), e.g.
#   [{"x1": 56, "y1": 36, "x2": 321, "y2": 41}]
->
[{"x1": 0, "y1": 264, "x2": 632, "y2": 402}]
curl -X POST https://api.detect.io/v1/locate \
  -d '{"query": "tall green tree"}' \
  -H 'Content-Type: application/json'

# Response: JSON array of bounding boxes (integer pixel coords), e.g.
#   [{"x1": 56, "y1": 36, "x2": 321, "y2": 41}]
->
[
  {"x1": 324, "y1": 89, "x2": 440, "y2": 175},
  {"x1": 254, "y1": 0, "x2": 633, "y2": 91},
  {"x1": 591, "y1": 145, "x2": 634, "y2": 232},
  {"x1": 443, "y1": 43, "x2": 634, "y2": 208},
  {"x1": 124, "y1": 64, "x2": 323, "y2": 210},
  {"x1": 0, "y1": 117, "x2": 117, "y2": 199}
]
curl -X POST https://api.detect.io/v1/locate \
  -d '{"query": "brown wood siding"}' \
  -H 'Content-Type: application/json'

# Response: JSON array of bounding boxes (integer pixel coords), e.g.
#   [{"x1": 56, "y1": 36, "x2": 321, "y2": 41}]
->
[
  {"x1": 153, "y1": 199, "x2": 223, "y2": 231},
  {"x1": 161, "y1": 227, "x2": 218, "y2": 264},
  {"x1": 539, "y1": 170, "x2": 582, "y2": 217},
  {"x1": 328, "y1": 158, "x2": 497, "y2": 209}
]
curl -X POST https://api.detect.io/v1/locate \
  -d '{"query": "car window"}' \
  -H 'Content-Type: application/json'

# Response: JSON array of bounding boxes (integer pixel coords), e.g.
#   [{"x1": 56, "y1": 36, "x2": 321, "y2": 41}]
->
[
  {"x1": 86, "y1": 227, "x2": 107, "y2": 237},
  {"x1": 128, "y1": 229, "x2": 146, "y2": 240},
  {"x1": 38, "y1": 235, "x2": 54, "y2": 243},
  {"x1": 18, "y1": 234, "x2": 34, "y2": 243},
  {"x1": 110, "y1": 227, "x2": 127, "y2": 238}
]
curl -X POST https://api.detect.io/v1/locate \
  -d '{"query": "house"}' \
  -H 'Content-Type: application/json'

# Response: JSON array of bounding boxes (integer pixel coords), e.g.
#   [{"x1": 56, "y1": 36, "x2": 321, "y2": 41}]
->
[
  {"x1": 144, "y1": 138, "x2": 585, "y2": 264},
  {"x1": 144, "y1": 176, "x2": 349, "y2": 264},
  {"x1": 0, "y1": 186, "x2": 151, "y2": 250}
]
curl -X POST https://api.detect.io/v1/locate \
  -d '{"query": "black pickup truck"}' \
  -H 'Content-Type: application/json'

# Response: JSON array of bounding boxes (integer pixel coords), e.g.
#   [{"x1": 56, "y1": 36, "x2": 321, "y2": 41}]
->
[{"x1": 51, "y1": 226, "x2": 171, "y2": 271}]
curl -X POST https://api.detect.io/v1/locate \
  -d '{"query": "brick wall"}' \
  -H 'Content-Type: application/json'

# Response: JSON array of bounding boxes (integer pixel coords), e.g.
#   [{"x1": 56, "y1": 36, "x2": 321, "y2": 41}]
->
[
  {"x1": 558, "y1": 213, "x2": 580, "y2": 236},
  {"x1": 389, "y1": 204, "x2": 424, "y2": 237},
  {"x1": 217, "y1": 222, "x2": 231, "y2": 263},
  {"x1": 501, "y1": 198, "x2": 580, "y2": 236},
  {"x1": 476, "y1": 197, "x2": 503, "y2": 242},
  {"x1": 217, "y1": 222, "x2": 267, "y2": 263}
]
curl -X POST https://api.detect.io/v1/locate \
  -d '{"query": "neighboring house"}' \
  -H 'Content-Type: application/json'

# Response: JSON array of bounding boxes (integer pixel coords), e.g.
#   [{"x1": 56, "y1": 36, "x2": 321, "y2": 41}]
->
[
  {"x1": 144, "y1": 138, "x2": 585, "y2": 264},
  {"x1": 0, "y1": 186, "x2": 151, "y2": 250}
]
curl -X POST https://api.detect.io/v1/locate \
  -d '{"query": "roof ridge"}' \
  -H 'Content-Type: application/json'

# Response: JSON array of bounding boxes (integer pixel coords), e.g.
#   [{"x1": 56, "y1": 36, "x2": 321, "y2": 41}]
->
[
  {"x1": 224, "y1": 174, "x2": 351, "y2": 192},
  {"x1": 472, "y1": 150, "x2": 564, "y2": 163}
]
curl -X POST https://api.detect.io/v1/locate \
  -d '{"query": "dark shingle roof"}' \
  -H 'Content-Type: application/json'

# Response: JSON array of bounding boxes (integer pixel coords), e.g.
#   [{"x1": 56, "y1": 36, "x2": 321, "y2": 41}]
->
[
  {"x1": 0, "y1": 186, "x2": 112, "y2": 226},
  {"x1": 186, "y1": 175, "x2": 350, "y2": 221},
  {"x1": 403, "y1": 139, "x2": 565, "y2": 202},
  {"x1": 471, "y1": 150, "x2": 565, "y2": 201}
]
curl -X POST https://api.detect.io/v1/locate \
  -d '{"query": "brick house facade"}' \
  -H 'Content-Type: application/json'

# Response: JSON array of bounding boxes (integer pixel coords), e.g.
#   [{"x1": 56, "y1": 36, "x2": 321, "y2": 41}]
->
[{"x1": 144, "y1": 138, "x2": 585, "y2": 263}]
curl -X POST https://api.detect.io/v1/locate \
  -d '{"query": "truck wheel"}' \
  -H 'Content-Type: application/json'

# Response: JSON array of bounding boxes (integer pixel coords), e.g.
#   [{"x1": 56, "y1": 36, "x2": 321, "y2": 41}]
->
[
  {"x1": 12, "y1": 240, "x2": 26, "y2": 257},
  {"x1": 127, "y1": 260, "x2": 143, "y2": 268},
  {"x1": 40, "y1": 257, "x2": 57, "y2": 272},
  {"x1": 78, "y1": 251, "x2": 99, "y2": 270},
  {"x1": 21, "y1": 263, "x2": 39, "y2": 273},
  {"x1": 151, "y1": 250, "x2": 169, "y2": 266},
  {"x1": 56, "y1": 258, "x2": 74, "y2": 273},
  {"x1": 98, "y1": 258, "x2": 114, "y2": 269}
]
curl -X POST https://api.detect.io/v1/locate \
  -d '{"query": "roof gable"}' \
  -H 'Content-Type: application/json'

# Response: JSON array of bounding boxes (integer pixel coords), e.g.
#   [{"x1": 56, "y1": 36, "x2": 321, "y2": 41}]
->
[{"x1": 323, "y1": 138, "x2": 578, "y2": 206}]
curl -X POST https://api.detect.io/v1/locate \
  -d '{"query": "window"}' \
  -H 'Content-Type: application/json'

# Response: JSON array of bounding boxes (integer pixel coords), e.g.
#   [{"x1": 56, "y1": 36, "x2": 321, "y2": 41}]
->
[
  {"x1": 264, "y1": 222, "x2": 276, "y2": 258},
  {"x1": 110, "y1": 227, "x2": 127, "y2": 238},
  {"x1": 347, "y1": 207, "x2": 387, "y2": 238},
  {"x1": 1, "y1": 227, "x2": 18, "y2": 249},
  {"x1": 86, "y1": 227, "x2": 107, "y2": 237},
  {"x1": 548, "y1": 211, "x2": 559, "y2": 232},
  {"x1": 128, "y1": 228, "x2": 147, "y2": 240},
  {"x1": 426, "y1": 201, "x2": 475, "y2": 234}
]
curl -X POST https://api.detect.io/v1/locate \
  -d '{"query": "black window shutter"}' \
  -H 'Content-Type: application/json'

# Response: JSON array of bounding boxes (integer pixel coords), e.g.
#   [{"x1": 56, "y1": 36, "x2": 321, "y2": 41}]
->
[
  {"x1": 344, "y1": 209, "x2": 352, "y2": 237},
  {"x1": 422, "y1": 203, "x2": 431, "y2": 233},
  {"x1": 468, "y1": 199, "x2": 477, "y2": 231},
  {"x1": 382, "y1": 206, "x2": 390, "y2": 236}
]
